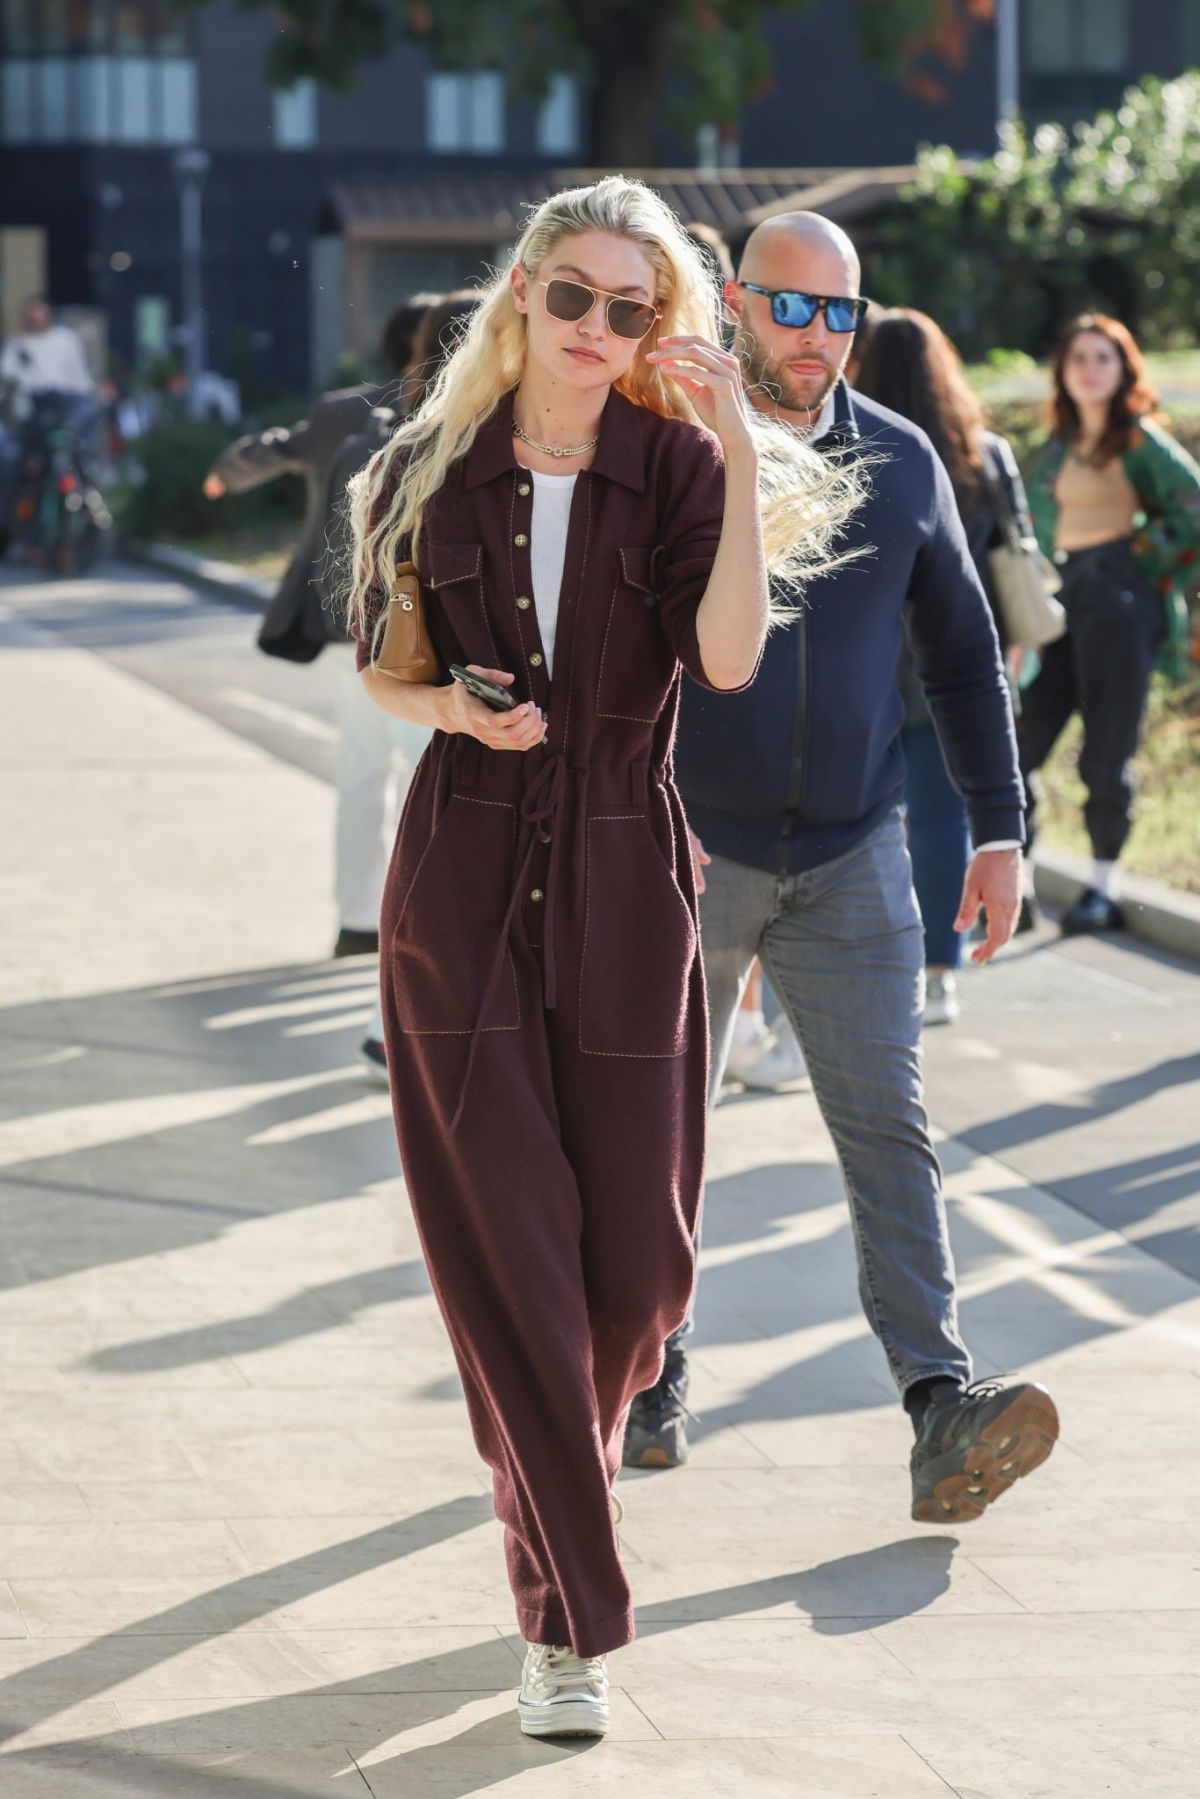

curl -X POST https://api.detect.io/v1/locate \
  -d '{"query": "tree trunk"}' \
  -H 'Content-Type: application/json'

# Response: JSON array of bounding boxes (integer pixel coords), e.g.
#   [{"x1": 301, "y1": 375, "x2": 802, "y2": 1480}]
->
[
  {"x1": 589, "y1": 55, "x2": 671, "y2": 164},
  {"x1": 571, "y1": 0, "x2": 681, "y2": 166}
]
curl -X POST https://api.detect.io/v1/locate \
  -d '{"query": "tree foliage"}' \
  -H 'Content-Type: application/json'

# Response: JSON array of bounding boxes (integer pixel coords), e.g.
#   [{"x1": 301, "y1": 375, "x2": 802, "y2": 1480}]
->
[
  {"x1": 177, "y1": 0, "x2": 992, "y2": 163},
  {"x1": 871, "y1": 74, "x2": 1200, "y2": 357}
]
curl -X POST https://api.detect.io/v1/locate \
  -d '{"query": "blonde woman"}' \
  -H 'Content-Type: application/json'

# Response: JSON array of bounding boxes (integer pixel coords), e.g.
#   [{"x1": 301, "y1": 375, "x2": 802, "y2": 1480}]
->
[{"x1": 347, "y1": 176, "x2": 858, "y2": 1739}]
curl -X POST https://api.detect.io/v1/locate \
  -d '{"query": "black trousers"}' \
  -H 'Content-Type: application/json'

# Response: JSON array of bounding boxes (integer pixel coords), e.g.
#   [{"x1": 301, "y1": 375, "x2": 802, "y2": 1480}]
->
[{"x1": 1017, "y1": 538, "x2": 1162, "y2": 862}]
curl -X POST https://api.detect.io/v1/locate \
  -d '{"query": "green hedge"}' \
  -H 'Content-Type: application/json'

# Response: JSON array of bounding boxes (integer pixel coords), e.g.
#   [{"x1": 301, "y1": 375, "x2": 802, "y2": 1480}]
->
[
  {"x1": 873, "y1": 74, "x2": 1200, "y2": 361},
  {"x1": 984, "y1": 398, "x2": 1200, "y2": 472},
  {"x1": 116, "y1": 418, "x2": 305, "y2": 543}
]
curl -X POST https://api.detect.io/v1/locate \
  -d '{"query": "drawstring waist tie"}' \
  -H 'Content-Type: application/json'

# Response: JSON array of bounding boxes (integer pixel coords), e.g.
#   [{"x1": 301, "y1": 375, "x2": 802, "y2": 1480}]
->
[{"x1": 447, "y1": 752, "x2": 659, "y2": 1133}]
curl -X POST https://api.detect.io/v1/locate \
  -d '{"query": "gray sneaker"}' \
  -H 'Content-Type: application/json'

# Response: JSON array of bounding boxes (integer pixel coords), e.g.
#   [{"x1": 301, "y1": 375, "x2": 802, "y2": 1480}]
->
[
  {"x1": 911, "y1": 1379, "x2": 1059, "y2": 1523},
  {"x1": 622, "y1": 1345, "x2": 690, "y2": 1469}
]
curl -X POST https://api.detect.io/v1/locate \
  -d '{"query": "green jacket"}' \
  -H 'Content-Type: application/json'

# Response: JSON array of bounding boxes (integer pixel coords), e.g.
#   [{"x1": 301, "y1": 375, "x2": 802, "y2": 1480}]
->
[
  {"x1": 1027, "y1": 416, "x2": 1200, "y2": 598},
  {"x1": 1029, "y1": 415, "x2": 1194, "y2": 676}
]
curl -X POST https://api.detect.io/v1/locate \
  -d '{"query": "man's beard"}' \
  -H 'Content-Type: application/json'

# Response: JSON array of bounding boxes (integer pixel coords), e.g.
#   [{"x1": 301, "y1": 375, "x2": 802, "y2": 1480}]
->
[{"x1": 738, "y1": 332, "x2": 838, "y2": 420}]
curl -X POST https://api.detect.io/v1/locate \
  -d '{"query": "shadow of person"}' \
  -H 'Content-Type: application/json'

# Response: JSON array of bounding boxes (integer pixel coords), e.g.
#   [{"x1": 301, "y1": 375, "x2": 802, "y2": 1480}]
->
[
  {"x1": 0, "y1": 961, "x2": 401, "y2": 1313},
  {"x1": 950, "y1": 1051, "x2": 1199, "y2": 1162},
  {"x1": 635, "y1": 1535, "x2": 959, "y2": 1638},
  {"x1": 81, "y1": 1261, "x2": 433, "y2": 1376},
  {"x1": 0, "y1": 1637, "x2": 593, "y2": 1799},
  {"x1": 0, "y1": 1537, "x2": 958, "y2": 1799},
  {"x1": 0, "y1": 1497, "x2": 491, "y2": 1753},
  {"x1": 355, "y1": 1711, "x2": 605, "y2": 1795}
]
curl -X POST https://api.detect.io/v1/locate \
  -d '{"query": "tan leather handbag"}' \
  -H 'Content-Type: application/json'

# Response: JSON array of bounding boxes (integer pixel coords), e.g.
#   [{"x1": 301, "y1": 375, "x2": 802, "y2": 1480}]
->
[{"x1": 370, "y1": 561, "x2": 440, "y2": 682}]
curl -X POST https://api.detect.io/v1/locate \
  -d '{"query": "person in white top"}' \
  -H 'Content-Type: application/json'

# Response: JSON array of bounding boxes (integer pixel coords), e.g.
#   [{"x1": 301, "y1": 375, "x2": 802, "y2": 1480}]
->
[{"x1": 1, "y1": 297, "x2": 94, "y2": 403}]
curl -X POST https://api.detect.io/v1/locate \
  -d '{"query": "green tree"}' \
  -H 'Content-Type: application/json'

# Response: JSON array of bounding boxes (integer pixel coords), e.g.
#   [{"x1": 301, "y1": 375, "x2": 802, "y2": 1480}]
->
[
  {"x1": 872, "y1": 73, "x2": 1200, "y2": 359},
  {"x1": 174, "y1": 0, "x2": 996, "y2": 165},
  {"x1": 1065, "y1": 75, "x2": 1200, "y2": 349}
]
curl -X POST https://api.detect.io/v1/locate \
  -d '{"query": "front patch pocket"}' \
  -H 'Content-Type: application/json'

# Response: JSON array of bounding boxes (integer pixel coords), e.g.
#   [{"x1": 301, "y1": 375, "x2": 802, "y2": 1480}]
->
[
  {"x1": 389, "y1": 793, "x2": 521, "y2": 1034},
  {"x1": 595, "y1": 545, "x2": 676, "y2": 724},
  {"x1": 578, "y1": 812, "x2": 697, "y2": 1057},
  {"x1": 426, "y1": 540, "x2": 498, "y2": 669}
]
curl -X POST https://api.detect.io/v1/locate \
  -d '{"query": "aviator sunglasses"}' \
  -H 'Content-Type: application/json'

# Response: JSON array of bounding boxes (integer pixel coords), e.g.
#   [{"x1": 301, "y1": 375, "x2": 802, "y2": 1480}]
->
[
  {"x1": 540, "y1": 277, "x2": 662, "y2": 342},
  {"x1": 739, "y1": 283, "x2": 868, "y2": 334}
]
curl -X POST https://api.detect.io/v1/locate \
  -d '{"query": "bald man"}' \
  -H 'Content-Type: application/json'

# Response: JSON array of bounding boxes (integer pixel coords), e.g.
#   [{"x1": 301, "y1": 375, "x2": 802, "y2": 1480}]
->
[{"x1": 625, "y1": 213, "x2": 1060, "y2": 1524}]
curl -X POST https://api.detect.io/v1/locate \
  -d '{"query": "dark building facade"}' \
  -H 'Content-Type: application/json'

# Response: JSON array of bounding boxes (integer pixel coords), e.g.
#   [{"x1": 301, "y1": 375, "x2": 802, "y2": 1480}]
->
[{"x1": 0, "y1": 0, "x2": 1194, "y2": 397}]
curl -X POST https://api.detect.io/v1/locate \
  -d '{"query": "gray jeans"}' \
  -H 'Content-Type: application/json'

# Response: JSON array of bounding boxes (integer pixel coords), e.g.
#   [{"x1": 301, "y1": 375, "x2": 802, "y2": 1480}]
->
[{"x1": 671, "y1": 810, "x2": 971, "y2": 1397}]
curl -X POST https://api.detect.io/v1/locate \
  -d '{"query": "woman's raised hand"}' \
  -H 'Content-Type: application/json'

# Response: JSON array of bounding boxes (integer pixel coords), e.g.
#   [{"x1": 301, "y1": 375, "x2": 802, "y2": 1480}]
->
[
  {"x1": 647, "y1": 337, "x2": 756, "y2": 460},
  {"x1": 442, "y1": 666, "x2": 547, "y2": 752}
]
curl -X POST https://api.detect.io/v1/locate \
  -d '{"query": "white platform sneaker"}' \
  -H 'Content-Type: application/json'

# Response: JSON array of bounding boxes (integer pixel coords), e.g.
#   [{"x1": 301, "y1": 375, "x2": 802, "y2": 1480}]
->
[
  {"x1": 518, "y1": 1642, "x2": 610, "y2": 1739},
  {"x1": 736, "y1": 1019, "x2": 809, "y2": 1091}
]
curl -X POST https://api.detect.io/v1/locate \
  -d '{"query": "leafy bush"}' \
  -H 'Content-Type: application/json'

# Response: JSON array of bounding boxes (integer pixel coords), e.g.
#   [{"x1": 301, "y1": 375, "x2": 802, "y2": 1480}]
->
[
  {"x1": 872, "y1": 74, "x2": 1200, "y2": 360},
  {"x1": 117, "y1": 419, "x2": 305, "y2": 543}
]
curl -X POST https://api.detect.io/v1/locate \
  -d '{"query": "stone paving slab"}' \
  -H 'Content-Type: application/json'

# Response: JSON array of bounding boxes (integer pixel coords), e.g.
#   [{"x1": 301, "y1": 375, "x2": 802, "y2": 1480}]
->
[{"x1": 1, "y1": 580, "x2": 1198, "y2": 1796}]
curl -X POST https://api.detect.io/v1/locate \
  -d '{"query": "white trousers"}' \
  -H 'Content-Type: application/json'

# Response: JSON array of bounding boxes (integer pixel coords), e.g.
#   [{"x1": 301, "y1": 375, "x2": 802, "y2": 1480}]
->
[
  {"x1": 333, "y1": 643, "x2": 430, "y2": 927},
  {"x1": 332, "y1": 644, "x2": 431, "y2": 1042}
]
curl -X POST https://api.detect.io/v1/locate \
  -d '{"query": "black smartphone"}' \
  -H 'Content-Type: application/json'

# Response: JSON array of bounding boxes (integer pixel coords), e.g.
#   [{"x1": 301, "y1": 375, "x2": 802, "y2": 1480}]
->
[{"x1": 449, "y1": 664, "x2": 517, "y2": 713}]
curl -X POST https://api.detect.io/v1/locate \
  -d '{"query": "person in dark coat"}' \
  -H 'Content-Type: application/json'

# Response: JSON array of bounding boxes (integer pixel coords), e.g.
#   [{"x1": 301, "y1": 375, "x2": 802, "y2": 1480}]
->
[
  {"x1": 624, "y1": 212, "x2": 1060, "y2": 1531},
  {"x1": 345, "y1": 176, "x2": 862, "y2": 1738},
  {"x1": 854, "y1": 306, "x2": 1035, "y2": 1026},
  {"x1": 203, "y1": 295, "x2": 437, "y2": 958}
]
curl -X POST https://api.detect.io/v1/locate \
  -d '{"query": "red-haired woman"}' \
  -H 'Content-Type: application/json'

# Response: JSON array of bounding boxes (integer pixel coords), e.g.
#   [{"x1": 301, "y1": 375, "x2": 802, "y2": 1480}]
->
[{"x1": 1021, "y1": 314, "x2": 1200, "y2": 934}]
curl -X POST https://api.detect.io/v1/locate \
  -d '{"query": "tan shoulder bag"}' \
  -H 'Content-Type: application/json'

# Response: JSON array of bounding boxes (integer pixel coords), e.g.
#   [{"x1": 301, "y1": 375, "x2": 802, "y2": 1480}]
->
[{"x1": 370, "y1": 561, "x2": 440, "y2": 683}]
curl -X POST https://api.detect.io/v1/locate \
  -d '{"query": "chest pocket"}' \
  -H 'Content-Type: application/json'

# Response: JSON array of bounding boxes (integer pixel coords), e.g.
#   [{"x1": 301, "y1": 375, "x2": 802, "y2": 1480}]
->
[
  {"x1": 427, "y1": 541, "x2": 497, "y2": 668},
  {"x1": 595, "y1": 544, "x2": 677, "y2": 725}
]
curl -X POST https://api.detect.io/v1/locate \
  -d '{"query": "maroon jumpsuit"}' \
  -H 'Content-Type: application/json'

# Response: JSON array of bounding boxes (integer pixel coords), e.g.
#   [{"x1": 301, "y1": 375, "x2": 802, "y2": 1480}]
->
[{"x1": 356, "y1": 388, "x2": 744, "y2": 1657}]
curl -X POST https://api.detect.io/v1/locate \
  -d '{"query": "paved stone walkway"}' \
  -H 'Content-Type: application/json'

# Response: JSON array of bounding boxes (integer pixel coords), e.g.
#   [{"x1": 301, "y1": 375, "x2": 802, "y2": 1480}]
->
[{"x1": 2, "y1": 577, "x2": 1197, "y2": 1796}]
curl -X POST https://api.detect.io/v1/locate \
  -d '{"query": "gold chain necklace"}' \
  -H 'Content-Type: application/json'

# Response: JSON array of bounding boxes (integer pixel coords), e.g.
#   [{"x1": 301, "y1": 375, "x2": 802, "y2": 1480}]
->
[{"x1": 512, "y1": 421, "x2": 598, "y2": 459}]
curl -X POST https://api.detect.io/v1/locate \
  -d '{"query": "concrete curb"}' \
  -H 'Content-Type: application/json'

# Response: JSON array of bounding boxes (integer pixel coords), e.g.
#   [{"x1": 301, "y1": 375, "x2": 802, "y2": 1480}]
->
[
  {"x1": 1034, "y1": 849, "x2": 1200, "y2": 963},
  {"x1": 128, "y1": 539, "x2": 273, "y2": 610},
  {"x1": 129, "y1": 537, "x2": 1200, "y2": 966}
]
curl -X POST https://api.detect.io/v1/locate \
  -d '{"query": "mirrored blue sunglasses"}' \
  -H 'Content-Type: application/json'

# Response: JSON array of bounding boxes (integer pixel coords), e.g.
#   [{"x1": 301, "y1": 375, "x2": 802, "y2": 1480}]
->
[{"x1": 739, "y1": 284, "x2": 867, "y2": 334}]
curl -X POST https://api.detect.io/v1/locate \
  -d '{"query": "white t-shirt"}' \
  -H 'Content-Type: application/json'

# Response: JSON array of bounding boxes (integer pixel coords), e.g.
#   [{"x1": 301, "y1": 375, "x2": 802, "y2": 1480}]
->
[
  {"x1": 529, "y1": 470, "x2": 578, "y2": 677},
  {"x1": 0, "y1": 324, "x2": 94, "y2": 397}
]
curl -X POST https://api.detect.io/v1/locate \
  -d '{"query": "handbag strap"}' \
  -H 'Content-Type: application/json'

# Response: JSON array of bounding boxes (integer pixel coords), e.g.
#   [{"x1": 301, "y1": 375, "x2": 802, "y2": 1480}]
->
[{"x1": 978, "y1": 445, "x2": 1024, "y2": 552}]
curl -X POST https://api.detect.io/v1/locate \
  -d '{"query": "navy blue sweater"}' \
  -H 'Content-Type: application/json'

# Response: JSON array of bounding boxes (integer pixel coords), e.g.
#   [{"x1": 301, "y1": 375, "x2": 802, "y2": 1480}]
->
[{"x1": 675, "y1": 383, "x2": 1025, "y2": 874}]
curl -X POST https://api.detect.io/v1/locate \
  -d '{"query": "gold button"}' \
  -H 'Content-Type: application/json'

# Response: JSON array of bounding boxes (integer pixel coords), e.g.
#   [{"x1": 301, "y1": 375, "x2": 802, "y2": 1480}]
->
[
  {"x1": 514, "y1": 532, "x2": 529, "y2": 548},
  {"x1": 517, "y1": 482, "x2": 531, "y2": 497},
  {"x1": 516, "y1": 595, "x2": 531, "y2": 610},
  {"x1": 530, "y1": 888, "x2": 544, "y2": 903},
  {"x1": 529, "y1": 652, "x2": 544, "y2": 667}
]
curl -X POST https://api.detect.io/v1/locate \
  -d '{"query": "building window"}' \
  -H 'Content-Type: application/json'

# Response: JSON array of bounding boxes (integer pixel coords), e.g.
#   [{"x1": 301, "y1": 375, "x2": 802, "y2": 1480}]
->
[
  {"x1": 273, "y1": 78, "x2": 317, "y2": 148},
  {"x1": 36, "y1": 56, "x2": 70, "y2": 137},
  {"x1": 1, "y1": 57, "x2": 32, "y2": 134},
  {"x1": 160, "y1": 55, "x2": 195, "y2": 143},
  {"x1": 0, "y1": 1, "x2": 197, "y2": 142},
  {"x1": 535, "y1": 74, "x2": 579, "y2": 157},
  {"x1": 1024, "y1": 0, "x2": 1128, "y2": 74},
  {"x1": 426, "y1": 69, "x2": 505, "y2": 153},
  {"x1": 77, "y1": 54, "x2": 113, "y2": 137},
  {"x1": 115, "y1": 53, "x2": 152, "y2": 140}
]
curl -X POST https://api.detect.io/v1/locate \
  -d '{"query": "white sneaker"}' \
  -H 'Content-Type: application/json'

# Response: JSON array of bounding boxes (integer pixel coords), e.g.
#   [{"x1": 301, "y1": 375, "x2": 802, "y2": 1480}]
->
[
  {"x1": 923, "y1": 972, "x2": 961, "y2": 1027},
  {"x1": 723, "y1": 1018, "x2": 772, "y2": 1085},
  {"x1": 518, "y1": 1643, "x2": 610, "y2": 1738},
  {"x1": 737, "y1": 1021, "x2": 808, "y2": 1091}
]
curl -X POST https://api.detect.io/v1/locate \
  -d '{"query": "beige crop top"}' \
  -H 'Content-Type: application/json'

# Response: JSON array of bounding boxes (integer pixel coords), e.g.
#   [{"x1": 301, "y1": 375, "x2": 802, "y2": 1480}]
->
[{"x1": 1054, "y1": 449, "x2": 1140, "y2": 552}]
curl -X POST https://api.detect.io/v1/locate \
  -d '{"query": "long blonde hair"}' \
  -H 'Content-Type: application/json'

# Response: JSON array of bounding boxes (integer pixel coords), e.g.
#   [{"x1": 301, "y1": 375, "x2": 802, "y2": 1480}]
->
[{"x1": 347, "y1": 176, "x2": 864, "y2": 639}]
